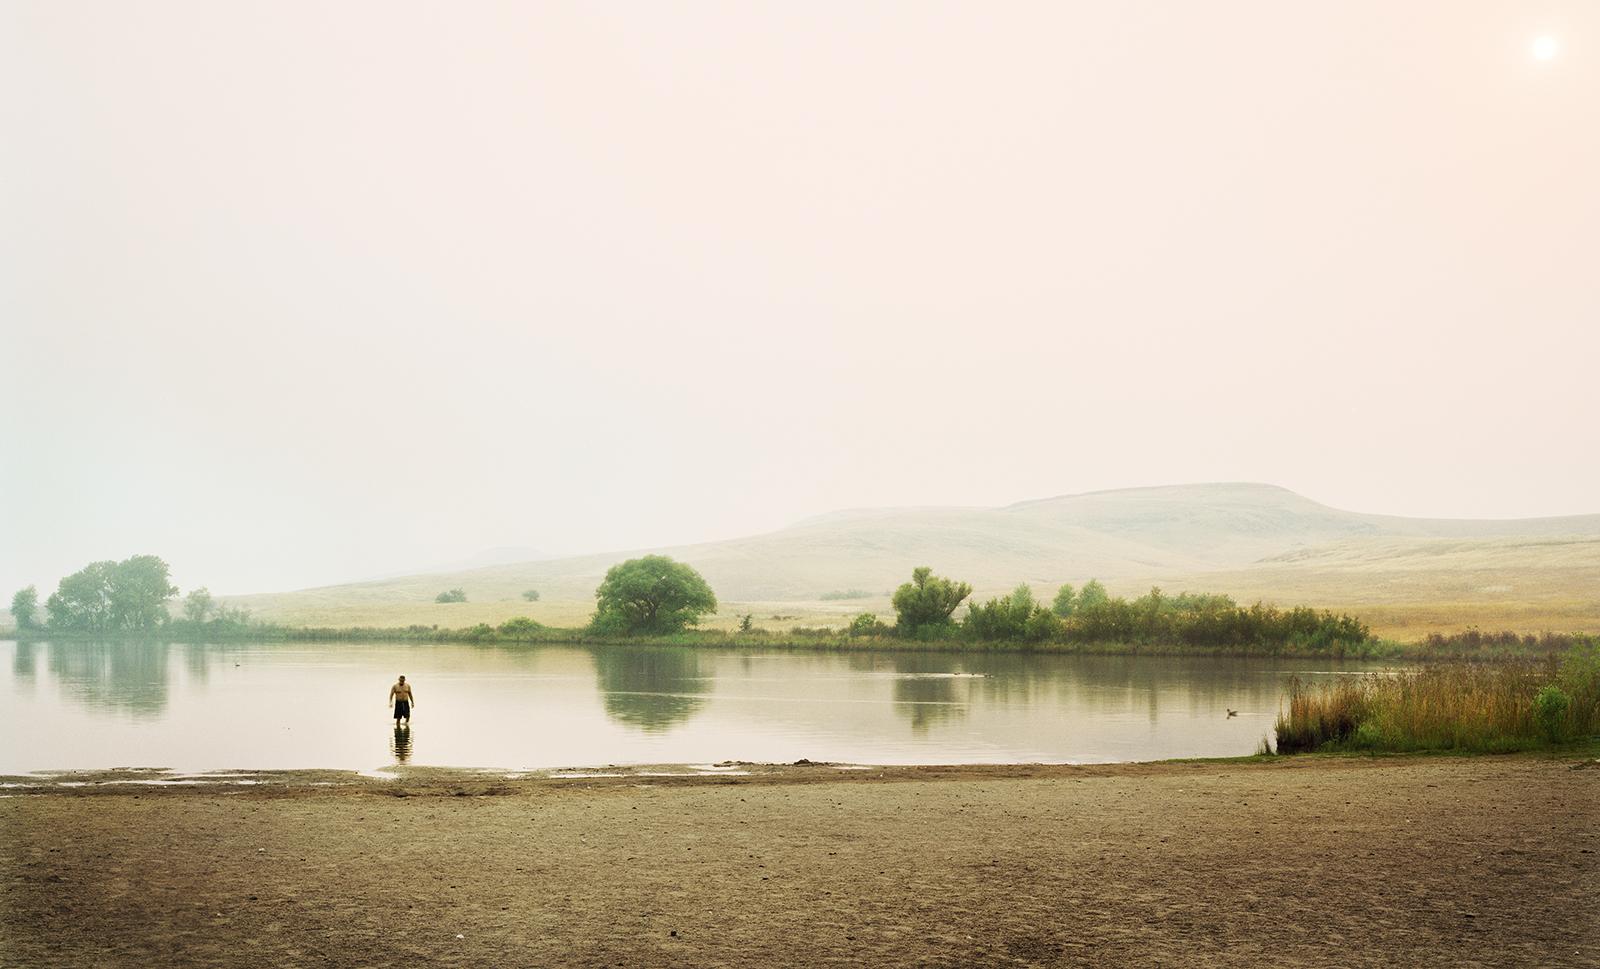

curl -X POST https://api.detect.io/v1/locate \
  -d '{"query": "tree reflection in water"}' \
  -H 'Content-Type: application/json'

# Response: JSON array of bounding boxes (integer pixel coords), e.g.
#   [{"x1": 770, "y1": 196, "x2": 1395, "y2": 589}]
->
[
  {"x1": 45, "y1": 641, "x2": 172, "y2": 718},
  {"x1": 891, "y1": 653, "x2": 972, "y2": 733},
  {"x1": 12, "y1": 640, "x2": 37, "y2": 681},
  {"x1": 590, "y1": 645, "x2": 710, "y2": 731}
]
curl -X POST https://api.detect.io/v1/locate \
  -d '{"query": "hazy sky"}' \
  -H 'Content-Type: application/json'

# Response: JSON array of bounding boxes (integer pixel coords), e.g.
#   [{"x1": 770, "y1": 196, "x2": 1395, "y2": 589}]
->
[{"x1": 3, "y1": 1, "x2": 1596, "y2": 596}]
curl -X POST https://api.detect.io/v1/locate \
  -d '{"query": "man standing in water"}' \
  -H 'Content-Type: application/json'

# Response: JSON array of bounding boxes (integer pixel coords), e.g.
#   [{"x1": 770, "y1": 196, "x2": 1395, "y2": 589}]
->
[{"x1": 389, "y1": 675, "x2": 415, "y2": 724}]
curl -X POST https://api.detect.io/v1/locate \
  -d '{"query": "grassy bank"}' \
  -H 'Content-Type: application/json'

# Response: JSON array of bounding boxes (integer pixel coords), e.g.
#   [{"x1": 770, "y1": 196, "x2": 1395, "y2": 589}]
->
[
  {"x1": 10, "y1": 620, "x2": 1598, "y2": 661},
  {"x1": 1274, "y1": 644, "x2": 1600, "y2": 754}
]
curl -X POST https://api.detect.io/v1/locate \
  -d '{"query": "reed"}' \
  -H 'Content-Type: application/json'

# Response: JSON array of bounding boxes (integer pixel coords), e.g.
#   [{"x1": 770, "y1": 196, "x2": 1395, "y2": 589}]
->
[{"x1": 1274, "y1": 645, "x2": 1600, "y2": 753}]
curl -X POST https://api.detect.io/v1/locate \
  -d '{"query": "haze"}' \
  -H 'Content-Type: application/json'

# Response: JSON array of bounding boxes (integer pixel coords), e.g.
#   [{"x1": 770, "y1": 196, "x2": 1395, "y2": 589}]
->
[{"x1": 2, "y1": 1, "x2": 1596, "y2": 596}]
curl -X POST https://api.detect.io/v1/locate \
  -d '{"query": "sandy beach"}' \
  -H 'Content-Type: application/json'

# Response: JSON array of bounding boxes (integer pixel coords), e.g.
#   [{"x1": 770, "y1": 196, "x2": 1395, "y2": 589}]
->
[{"x1": 3, "y1": 755, "x2": 1596, "y2": 968}]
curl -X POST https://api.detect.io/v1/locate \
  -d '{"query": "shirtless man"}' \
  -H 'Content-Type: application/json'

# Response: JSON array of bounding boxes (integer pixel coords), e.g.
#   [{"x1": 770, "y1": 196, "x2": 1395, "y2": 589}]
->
[{"x1": 389, "y1": 675, "x2": 415, "y2": 724}]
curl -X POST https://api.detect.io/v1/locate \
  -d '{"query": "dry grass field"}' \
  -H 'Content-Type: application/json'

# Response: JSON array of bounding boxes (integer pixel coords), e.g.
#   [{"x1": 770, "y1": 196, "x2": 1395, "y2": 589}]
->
[{"x1": 185, "y1": 485, "x2": 1600, "y2": 640}]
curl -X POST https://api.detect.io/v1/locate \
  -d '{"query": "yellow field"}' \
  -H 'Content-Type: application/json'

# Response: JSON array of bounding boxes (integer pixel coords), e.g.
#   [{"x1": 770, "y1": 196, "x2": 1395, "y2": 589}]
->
[{"x1": 210, "y1": 486, "x2": 1600, "y2": 641}]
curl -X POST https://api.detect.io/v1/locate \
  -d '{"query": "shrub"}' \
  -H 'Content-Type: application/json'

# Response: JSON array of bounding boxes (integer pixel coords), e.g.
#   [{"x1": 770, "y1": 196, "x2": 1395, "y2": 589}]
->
[
  {"x1": 1533, "y1": 685, "x2": 1571, "y2": 742},
  {"x1": 848, "y1": 613, "x2": 889, "y2": 637},
  {"x1": 819, "y1": 589, "x2": 872, "y2": 601},
  {"x1": 435, "y1": 588, "x2": 467, "y2": 603},
  {"x1": 497, "y1": 616, "x2": 542, "y2": 638},
  {"x1": 521, "y1": 589, "x2": 540, "y2": 602}
]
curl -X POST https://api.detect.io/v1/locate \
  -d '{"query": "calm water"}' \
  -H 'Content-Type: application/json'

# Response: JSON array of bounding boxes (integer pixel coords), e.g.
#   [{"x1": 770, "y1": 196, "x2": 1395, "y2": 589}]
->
[{"x1": 1, "y1": 640, "x2": 1379, "y2": 773}]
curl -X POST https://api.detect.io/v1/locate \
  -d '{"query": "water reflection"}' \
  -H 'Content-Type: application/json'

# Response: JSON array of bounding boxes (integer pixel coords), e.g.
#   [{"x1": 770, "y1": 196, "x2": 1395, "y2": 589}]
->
[
  {"x1": 12, "y1": 640, "x2": 36, "y2": 681},
  {"x1": 0, "y1": 638, "x2": 1382, "y2": 772},
  {"x1": 391, "y1": 724, "x2": 413, "y2": 763},
  {"x1": 589, "y1": 645, "x2": 710, "y2": 731},
  {"x1": 890, "y1": 653, "x2": 971, "y2": 732},
  {"x1": 45, "y1": 641, "x2": 172, "y2": 718}
]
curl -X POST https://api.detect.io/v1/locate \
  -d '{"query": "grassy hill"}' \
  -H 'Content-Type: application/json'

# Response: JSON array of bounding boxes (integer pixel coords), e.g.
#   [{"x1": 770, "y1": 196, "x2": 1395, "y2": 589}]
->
[{"x1": 224, "y1": 483, "x2": 1600, "y2": 638}]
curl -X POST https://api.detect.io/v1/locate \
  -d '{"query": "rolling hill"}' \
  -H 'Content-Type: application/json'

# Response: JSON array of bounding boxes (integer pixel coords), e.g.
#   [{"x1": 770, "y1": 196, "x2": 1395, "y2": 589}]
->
[{"x1": 226, "y1": 483, "x2": 1600, "y2": 637}]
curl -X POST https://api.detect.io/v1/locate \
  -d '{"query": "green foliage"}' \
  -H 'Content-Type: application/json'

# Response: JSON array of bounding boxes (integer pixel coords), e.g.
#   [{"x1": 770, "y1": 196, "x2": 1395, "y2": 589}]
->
[
  {"x1": 891, "y1": 567, "x2": 972, "y2": 634},
  {"x1": 1533, "y1": 685, "x2": 1571, "y2": 742},
  {"x1": 738, "y1": 613, "x2": 754, "y2": 633},
  {"x1": 521, "y1": 589, "x2": 540, "y2": 602},
  {"x1": 590, "y1": 555, "x2": 718, "y2": 635},
  {"x1": 435, "y1": 588, "x2": 467, "y2": 603},
  {"x1": 848, "y1": 612, "x2": 889, "y2": 637},
  {"x1": 1051, "y1": 584, "x2": 1076, "y2": 618},
  {"x1": 819, "y1": 589, "x2": 872, "y2": 601},
  {"x1": 1277, "y1": 658, "x2": 1600, "y2": 754},
  {"x1": 1068, "y1": 588, "x2": 1368, "y2": 654},
  {"x1": 182, "y1": 587, "x2": 216, "y2": 623},
  {"x1": 965, "y1": 584, "x2": 1068, "y2": 643},
  {"x1": 1076, "y1": 579, "x2": 1110, "y2": 610},
  {"x1": 10, "y1": 586, "x2": 39, "y2": 629},
  {"x1": 496, "y1": 616, "x2": 543, "y2": 638},
  {"x1": 45, "y1": 556, "x2": 177, "y2": 632}
]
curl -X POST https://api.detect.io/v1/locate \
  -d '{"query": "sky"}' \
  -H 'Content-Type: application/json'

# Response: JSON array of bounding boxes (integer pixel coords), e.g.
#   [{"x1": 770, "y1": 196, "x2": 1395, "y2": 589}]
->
[{"x1": 2, "y1": 1, "x2": 1596, "y2": 596}]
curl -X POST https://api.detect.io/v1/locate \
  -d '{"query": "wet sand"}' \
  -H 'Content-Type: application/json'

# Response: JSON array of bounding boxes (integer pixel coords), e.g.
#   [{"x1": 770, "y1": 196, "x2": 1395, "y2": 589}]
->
[{"x1": 3, "y1": 756, "x2": 1596, "y2": 967}]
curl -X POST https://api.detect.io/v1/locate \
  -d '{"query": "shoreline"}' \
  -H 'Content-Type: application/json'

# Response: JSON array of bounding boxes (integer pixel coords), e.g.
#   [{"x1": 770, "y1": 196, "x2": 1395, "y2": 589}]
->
[
  {"x1": 8, "y1": 628, "x2": 1574, "y2": 662},
  {"x1": 7, "y1": 746, "x2": 1595, "y2": 797},
  {"x1": 6, "y1": 751, "x2": 1596, "y2": 967}
]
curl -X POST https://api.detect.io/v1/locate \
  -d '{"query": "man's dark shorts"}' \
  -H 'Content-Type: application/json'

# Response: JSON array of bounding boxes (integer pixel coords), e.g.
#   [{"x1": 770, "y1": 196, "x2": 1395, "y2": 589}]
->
[{"x1": 394, "y1": 700, "x2": 410, "y2": 720}]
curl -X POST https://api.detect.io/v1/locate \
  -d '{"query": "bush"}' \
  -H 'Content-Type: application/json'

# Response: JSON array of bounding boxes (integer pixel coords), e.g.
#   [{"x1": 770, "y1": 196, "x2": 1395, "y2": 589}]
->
[
  {"x1": 819, "y1": 589, "x2": 872, "y2": 601},
  {"x1": 436, "y1": 588, "x2": 467, "y2": 603},
  {"x1": 521, "y1": 589, "x2": 540, "y2": 602},
  {"x1": 1533, "y1": 685, "x2": 1571, "y2": 742},
  {"x1": 848, "y1": 613, "x2": 889, "y2": 637},
  {"x1": 497, "y1": 616, "x2": 542, "y2": 638}
]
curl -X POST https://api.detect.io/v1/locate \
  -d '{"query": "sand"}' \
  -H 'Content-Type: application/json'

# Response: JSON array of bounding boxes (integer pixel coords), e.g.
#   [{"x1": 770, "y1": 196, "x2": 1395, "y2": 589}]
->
[{"x1": 2, "y1": 756, "x2": 1596, "y2": 968}]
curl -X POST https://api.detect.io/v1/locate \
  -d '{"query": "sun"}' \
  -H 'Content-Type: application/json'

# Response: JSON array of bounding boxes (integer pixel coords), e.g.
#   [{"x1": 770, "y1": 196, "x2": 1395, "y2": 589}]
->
[{"x1": 1532, "y1": 36, "x2": 1559, "y2": 61}]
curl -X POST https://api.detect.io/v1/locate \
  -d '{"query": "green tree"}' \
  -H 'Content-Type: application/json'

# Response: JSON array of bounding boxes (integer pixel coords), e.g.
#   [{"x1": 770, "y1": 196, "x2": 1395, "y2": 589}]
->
[
  {"x1": 182, "y1": 587, "x2": 216, "y2": 623},
  {"x1": 891, "y1": 567, "x2": 972, "y2": 634},
  {"x1": 964, "y1": 584, "x2": 1044, "y2": 641},
  {"x1": 109, "y1": 555, "x2": 180, "y2": 629},
  {"x1": 590, "y1": 555, "x2": 718, "y2": 635},
  {"x1": 497, "y1": 616, "x2": 542, "y2": 637},
  {"x1": 848, "y1": 612, "x2": 888, "y2": 637},
  {"x1": 46, "y1": 556, "x2": 177, "y2": 632},
  {"x1": 521, "y1": 589, "x2": 541, "y2": 602},
  {"x1": 1051, "y1": 583, "x2": 1077, "y2": 617},
  {"x1": 738, "y1": 613, "x2": 754, "y2": 633},
  {"x1": 1077, "y1": 579, "x2": 1110, "y2": 610},
  {"x1": 10, "y1": 586, "x2": 39, "y2": 630},
  {"x1": 435, "y1": 588, "x2": 467, "y2": 603}
]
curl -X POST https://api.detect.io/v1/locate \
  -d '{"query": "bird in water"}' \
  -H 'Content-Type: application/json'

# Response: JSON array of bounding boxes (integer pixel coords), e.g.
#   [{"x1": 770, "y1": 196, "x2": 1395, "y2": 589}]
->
[{"x1": 1226, "y1": 708, "x2": 1238, "y2": 718}]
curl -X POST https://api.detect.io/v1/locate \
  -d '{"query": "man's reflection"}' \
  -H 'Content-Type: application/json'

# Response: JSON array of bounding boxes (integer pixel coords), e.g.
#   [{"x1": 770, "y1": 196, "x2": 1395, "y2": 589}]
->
[
  {"x1": 590, "y1": 645, "x2": 709, "y2": 731},
  {"x1": 391, "y1": 723, "x2": 413, "y2": 764}
]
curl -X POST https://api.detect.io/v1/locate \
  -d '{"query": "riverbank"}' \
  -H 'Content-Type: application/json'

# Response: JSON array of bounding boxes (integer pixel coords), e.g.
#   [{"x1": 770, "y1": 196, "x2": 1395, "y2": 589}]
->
[
  {"x1": 4, "y1": 755, "x2": 1596, "y2": 967},
  {"x1": 11, "y1": 622, "x2": 1597, "y2": 661}
]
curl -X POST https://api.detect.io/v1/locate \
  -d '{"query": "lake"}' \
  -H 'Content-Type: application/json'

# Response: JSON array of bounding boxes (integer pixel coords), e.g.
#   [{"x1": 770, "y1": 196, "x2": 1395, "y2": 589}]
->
[{"x1": 1, "y1": 639, "x2": 1382, "y2": 773}]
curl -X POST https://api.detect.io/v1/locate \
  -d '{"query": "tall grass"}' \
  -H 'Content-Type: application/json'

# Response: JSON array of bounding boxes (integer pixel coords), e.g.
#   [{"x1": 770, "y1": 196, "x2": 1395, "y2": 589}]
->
[{"x1": 1275, "y1": 643, "x2": 1600, "y2": 753}]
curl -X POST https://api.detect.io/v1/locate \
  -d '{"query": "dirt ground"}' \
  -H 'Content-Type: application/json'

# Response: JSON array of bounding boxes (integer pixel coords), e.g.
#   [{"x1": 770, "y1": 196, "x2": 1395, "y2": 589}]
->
[{"x1": 2, "y1": 756, "x2": 1596, "y2": 968}]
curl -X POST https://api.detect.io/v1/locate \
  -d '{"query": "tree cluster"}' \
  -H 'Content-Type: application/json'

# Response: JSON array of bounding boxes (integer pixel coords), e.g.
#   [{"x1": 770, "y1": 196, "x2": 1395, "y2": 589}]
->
[
  {"x1": 865, "y1": 566, "x2": 1371, "y2": 653},
  {"x1": 42, "y1": 555, "x2": 178, "y2": 633}
]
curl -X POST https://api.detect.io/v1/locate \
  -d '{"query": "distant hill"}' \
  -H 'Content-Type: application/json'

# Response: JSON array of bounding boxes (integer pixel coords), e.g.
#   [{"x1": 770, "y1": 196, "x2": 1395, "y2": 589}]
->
[{"x1": 227, "y1": 483, "x2": 1600, "y2": 635}]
